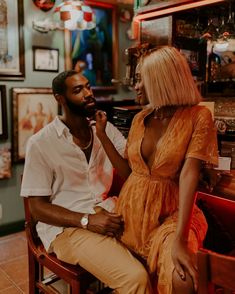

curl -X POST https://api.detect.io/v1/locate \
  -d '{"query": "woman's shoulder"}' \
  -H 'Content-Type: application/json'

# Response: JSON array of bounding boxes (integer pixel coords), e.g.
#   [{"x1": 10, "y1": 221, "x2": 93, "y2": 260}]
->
[
  {"x1": 185, "y1": 104, "x2": 214, "y2": 129},
  {"x1": 190, "y1": 104, "x2": 213, "y2": 119}
]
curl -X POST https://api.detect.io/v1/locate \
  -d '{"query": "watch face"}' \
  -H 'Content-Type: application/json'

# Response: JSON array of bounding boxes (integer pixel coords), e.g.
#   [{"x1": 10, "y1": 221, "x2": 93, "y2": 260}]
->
[
  {"x1": 32, "y1": 0, "x2": 55, "y2": 12},
  {"x1": 81, "y1": 215, "x2": 89, "y2": 227}
]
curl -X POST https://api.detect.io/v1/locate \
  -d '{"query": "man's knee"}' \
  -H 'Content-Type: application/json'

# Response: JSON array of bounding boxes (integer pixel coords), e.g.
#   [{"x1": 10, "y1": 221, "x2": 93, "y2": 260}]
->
[{"x1": 123, "y1": 263, "x2": 150, "y2": 290}]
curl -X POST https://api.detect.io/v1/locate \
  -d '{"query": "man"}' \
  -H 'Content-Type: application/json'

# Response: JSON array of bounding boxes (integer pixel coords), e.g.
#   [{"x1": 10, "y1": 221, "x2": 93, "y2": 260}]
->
[{"x1": 21, "y1": 70, "x2": 152, "y2": 294}]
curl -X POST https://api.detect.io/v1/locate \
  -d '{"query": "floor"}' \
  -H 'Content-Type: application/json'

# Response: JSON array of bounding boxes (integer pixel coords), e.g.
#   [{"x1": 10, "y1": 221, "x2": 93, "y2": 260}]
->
[
  {"x1": 0, "y1": 231, "x2": 29, "y2": 293},
  {"x1": 0, "y1": 230, "x2": 68, "y2": 294},
  {"x1": 0, "y1": 231, "x2": 108, "y2": 294}
]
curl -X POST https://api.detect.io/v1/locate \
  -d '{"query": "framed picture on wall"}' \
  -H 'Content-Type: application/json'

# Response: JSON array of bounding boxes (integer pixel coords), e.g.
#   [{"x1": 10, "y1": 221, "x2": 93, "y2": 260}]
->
[
  {"x1": 66, "y1": 1, "x2": 118, "y2": 91},
  {"x1": 0, "y1": 85, "x2": 8, "y2": 140},
  {"x1": 0, "y1": 0, "x2": 25, "y2": 80},
  {"x1": 33, "y1": 46, "x2": 59, "y2": 72},
  {"x1": 12, "y1": 88, "x2": 59, "y2": 163},
  {"x1": 0, "y1": 144, "x2": 12, "y2": 179}
]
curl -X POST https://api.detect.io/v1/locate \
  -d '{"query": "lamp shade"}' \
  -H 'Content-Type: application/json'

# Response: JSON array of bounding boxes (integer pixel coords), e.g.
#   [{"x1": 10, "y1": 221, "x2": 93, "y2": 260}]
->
[{"x1": 53, "y1": 0, "x2": 96, "y2": 30}]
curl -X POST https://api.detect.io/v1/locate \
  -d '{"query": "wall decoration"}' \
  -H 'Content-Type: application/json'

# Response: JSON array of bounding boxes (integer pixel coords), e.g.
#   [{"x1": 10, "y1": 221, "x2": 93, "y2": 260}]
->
[
  {"x1": 68, "y1": 1, "x2": 118, "y2": 91},
  {"x1": 33, "y1": 46, "x2": 59, "y2": 72},
  {"x1": 0, "y1": 85, "x2": 8, "y2": 140},
  {"x1": 32, "y1": 0, "x2": 55, "y2": 11},
  {"x1": 174, "y1": 36, "x2": 207, "y2": 81},
  {"x1": 119, "y1": 8, "x2": 132, "y2": 23},
  {"x1": 0, "y1": 144, "x2": 11, "y2": 179},
  {"x1": 0, "y1": 0, "x2": 25, "y2": 80},
  {"x1": 12, "y1": 88, "x2": 59, "y2": 163}
]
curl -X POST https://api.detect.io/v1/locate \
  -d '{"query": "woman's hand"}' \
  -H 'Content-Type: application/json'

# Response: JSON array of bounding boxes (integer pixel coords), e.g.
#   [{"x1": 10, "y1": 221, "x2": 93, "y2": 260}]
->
[
  {"x1": 199, "y1": 168, "x2": 222, "y2": 192},
  {"x1": 95, "y1": 110, "x2": 108, "y2": 138},
  {"x1": 172, "y1": 238, "x2": 198, "y2": 292}
]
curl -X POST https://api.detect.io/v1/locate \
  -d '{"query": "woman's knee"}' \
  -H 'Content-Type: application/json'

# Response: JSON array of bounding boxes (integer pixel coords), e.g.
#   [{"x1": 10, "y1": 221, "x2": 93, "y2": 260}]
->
[{"x1": 172, "y1": 269, "x2": 195, "y2": 294}]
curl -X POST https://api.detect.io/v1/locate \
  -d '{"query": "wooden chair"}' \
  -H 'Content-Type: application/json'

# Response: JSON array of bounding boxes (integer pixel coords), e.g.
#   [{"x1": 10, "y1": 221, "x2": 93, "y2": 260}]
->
[
  {"x1": 23, "y1": 170, "x2": 124, "y2": 293},
  {"x1": 23, "y1": 197, "x2": 97, "y2": 294},
  {"x1": 197, "y1": 248, "x2": 235, "y2": 294}
]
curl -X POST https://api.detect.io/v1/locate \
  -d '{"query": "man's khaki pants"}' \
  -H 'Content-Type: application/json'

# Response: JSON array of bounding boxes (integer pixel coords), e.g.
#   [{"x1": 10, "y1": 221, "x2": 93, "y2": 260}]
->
[{"x1": 51, "y1": 228, "x2": 152, "y2": 294}]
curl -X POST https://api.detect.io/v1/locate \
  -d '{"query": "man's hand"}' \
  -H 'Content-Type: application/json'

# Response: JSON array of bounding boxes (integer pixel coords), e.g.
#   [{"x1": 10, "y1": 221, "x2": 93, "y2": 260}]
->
[
  {"x1": 88, "y1": 209, "x2": 124, "y2": 238},
  {"x1": 172, "y1": 238, "x2": 198, "y2": 292}
]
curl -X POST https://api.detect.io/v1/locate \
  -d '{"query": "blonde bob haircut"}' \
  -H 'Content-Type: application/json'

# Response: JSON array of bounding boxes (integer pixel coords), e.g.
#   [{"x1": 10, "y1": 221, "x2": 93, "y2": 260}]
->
[{"x1": 140, "y1": 46, "x2": 202, "y2": 108}]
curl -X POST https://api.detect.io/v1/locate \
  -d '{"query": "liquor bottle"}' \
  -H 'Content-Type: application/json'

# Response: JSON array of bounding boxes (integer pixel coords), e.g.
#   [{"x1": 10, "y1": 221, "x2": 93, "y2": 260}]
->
[
  {"x1": 208, "y1": 45, "x2": 221, "y2": 82},
  {"x1": 0, "y1": 0, "x2": 8, "y2": 63}
]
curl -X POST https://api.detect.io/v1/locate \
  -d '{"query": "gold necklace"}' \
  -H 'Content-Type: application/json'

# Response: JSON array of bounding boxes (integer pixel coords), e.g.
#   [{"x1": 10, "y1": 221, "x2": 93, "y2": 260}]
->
[{"x1": 74, "y1": 128, "x2": 93, "y2": 150}]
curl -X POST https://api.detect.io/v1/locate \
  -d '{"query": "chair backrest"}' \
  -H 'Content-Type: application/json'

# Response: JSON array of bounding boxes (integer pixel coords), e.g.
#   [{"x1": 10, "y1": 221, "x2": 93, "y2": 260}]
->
[
  {"x1": 196, "y1": 191, "x2": 235, "y2": 253},
  {"x1": 23, "y1": 197, "x2": 42, "y2": 253},
  {"x1": 198, "y1": 248, "x2": 235, "y2": 294}
]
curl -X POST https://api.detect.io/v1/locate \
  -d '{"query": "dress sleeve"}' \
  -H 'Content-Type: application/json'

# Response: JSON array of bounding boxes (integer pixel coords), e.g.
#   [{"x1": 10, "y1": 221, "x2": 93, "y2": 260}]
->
[{"x1": 186, "y1": 107, "x2": 218, "y2": 166}]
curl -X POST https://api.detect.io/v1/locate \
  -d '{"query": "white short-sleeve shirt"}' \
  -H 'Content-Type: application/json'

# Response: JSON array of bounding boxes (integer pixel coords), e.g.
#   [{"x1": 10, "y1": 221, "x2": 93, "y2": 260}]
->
[{"x1": 20, "y1": 116, "x2": 126, "y2": 251}]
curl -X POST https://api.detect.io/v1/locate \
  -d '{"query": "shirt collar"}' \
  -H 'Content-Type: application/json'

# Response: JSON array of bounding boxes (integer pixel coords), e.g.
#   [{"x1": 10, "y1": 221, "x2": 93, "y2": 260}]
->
[{"x1": 54, "y1": 116, "x2": 69, "y2": 137}]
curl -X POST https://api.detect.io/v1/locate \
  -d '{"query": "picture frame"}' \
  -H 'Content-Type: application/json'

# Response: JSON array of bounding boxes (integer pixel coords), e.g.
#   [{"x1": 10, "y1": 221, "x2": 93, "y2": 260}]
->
[
  {"x1": 66, "y1": 1, "x2": 118, "y2": 92},
  {"x1": 174, "y1": 36, "x2": 207, "y2": 81},
  {"x1": 0, "y1": 144, "x2": 12, "y2": 179},
  {"x1": 0, "y1": 0, "x2": 25, "y2": 80},
  {"x1": 0, "y1": 85, "x2": 8, "y2": 140},
  {"x1": 12, "y1": 88, "x2": 59, "y2": 163},
  {"x1": 33, "y1": 46, "x2": 59, "y2": 72}
]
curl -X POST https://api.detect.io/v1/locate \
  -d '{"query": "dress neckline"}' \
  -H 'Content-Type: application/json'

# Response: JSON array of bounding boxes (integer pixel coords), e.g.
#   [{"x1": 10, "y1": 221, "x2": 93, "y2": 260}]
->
[{"x1": 139, "y1": 107, "x2": 180, "y2": 173}]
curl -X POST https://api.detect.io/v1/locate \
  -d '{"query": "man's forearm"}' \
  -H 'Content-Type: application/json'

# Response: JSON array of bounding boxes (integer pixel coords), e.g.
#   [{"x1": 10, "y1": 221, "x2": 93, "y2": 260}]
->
[{"x1": 29, "y1": 196, "x2": 83, "y2": 228}]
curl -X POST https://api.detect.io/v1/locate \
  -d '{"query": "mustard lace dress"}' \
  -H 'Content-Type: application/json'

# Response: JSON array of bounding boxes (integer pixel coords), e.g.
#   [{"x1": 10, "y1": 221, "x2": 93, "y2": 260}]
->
[{"x1": 115, "y1": 105, "x2": 218, "y2": 294}]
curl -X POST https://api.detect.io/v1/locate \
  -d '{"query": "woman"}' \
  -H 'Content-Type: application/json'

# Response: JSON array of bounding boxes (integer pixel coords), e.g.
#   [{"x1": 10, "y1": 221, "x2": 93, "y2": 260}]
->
[{"x1": 96, "y1": 46, "x2": 218, "y2": 293}]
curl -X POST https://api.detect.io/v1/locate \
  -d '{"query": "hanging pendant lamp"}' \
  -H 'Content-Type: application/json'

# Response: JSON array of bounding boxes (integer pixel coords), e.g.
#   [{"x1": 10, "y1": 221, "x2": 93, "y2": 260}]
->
[
  {"x1": 53, "y1": 0, "x2": 96, "y2": 30},
  {"x1": 33, "y1": 0, "x2": 96, "y2": 33}
]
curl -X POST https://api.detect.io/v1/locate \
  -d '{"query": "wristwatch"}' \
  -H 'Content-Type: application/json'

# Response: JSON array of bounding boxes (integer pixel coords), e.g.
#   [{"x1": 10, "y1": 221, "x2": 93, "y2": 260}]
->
[{"x1": 80, "y1": 213, "x2": 89, "y2": 229}]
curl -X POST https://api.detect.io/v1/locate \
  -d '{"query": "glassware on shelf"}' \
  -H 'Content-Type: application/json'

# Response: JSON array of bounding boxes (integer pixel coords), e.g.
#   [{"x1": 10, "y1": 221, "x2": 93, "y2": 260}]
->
[
  {"x1": 201, "y1": 18, "x2": 219, "y2": 40},
  {"x1": 208, "y1": 45, "x2": 221, "y2": 82},
  {"x1": 193, "y1": 16, "x2": 203, "y2": 38}
]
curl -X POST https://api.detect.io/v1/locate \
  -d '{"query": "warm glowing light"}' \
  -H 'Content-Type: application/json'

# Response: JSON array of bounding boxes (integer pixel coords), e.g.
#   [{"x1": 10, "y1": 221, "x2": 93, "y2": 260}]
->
[
  {"x1": 53, "y1": 0, "x2": 96, "y2": 30},
  {"x1": 134, "y1": 0, "x2": 225, "y2": 22}
]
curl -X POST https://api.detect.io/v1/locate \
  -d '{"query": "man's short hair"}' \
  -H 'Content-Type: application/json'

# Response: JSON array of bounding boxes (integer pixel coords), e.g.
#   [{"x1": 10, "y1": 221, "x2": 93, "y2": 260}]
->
[{"x1": 52, "y1": 70, "x2": 78, "y2": 96}]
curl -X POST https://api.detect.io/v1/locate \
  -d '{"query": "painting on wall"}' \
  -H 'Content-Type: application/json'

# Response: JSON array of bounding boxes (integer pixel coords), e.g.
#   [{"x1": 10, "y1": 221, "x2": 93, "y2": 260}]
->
[
  {"x1": 0, "y1": 0, "x2": 25, "y2": 80},
  {"x1": 0, "y1": 144, "x2": 11, "y2": 179},
  {"x1": 0, "y1": 85, "x2": 8, "y2": 140},
  {"x1": 33, "y1": 46, "x2": 59, "y2": 72},
  {"x1": 69, "y1": 1, "x2": 118, "y2": 90},
  {"x1": 12, "y1": 88, "x2": 59, "y2": 163}
]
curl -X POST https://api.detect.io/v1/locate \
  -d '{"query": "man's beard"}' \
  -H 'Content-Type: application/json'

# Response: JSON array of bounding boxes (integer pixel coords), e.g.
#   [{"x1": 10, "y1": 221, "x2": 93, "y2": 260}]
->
[{"x1": 65, "y1": 96, "x2": 96, "y2": 118}]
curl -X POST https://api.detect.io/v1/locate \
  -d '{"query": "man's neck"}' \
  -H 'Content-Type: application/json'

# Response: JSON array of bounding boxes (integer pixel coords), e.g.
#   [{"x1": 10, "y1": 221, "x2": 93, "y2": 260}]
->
[{"x1": 62, "y1": 114, "x2": 90, "y2": 137}]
